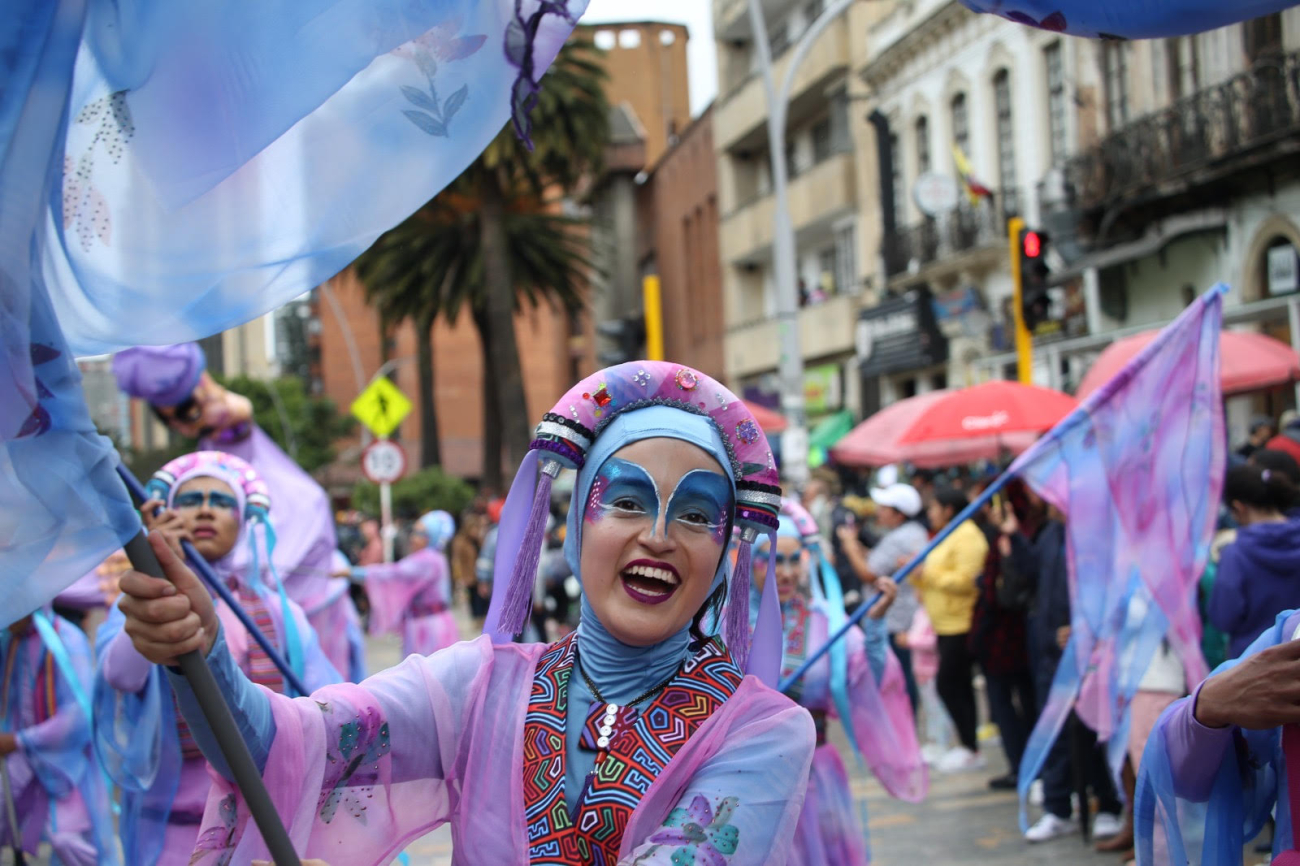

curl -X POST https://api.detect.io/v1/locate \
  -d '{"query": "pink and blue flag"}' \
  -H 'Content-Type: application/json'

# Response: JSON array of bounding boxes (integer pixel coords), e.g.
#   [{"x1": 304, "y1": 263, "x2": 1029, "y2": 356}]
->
[
  {"x1": 2, "y1": 0, "x2": 587, "y2": 627},
  {"x1": 1012, "y1": 286, "x2": 1225, "y2": 823}
]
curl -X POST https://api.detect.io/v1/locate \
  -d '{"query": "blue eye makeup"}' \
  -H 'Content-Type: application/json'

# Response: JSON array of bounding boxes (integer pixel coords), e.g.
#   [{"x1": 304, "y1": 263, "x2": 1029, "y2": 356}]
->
[
  {"x1": 665, "y1": 469, "x2": 733, "y2": 543},
  {"x1": 585, "y1": 458, "x2": 661, "y2": 525}
]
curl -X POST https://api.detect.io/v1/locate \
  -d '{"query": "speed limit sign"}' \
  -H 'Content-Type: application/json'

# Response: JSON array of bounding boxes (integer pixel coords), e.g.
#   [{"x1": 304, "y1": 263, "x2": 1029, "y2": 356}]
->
[{"x1": 361, "y1": 439, "x2": 407, "y2": 484}]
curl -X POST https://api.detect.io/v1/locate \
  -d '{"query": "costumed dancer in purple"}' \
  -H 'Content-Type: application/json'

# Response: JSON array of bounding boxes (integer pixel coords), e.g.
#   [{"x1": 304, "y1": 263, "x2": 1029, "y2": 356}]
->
[
  {"x1": 1, "y1": 611, "x2": 117, "y2": 865},
  {"x1": 112, "y1": 361, "x2": 815, "y2": 865},
  {"x1": 111, "y1": 343, "x2": 367, "y2": 682},
  {"x1": 753, "y1": 500, "x2": 927, "y2": 866},
  {"x1": 93, "y1": 452, "x2": 340, "y2": 866},
  {"x1": 350, "y1": 510, "x2": 460, "y2": 658}
]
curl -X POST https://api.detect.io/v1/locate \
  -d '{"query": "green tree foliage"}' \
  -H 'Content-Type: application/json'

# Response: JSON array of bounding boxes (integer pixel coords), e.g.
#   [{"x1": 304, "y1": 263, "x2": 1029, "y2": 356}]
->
[
  {"x1": 351, "y1": 465, "x2": 475, "y2": 520},
  {"x1": 219, "y1": 375, "x2": 355, "y2": 473}
]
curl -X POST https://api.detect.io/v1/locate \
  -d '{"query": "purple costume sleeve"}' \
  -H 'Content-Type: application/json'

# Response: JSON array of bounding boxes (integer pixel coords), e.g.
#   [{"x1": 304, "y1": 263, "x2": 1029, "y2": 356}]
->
[
  {"x1": 1159, "y1": 681, "x2": 1234, "y2": 802},
  {"x1": 100, "y1": 629, "x2": 152, "y2": 694}
]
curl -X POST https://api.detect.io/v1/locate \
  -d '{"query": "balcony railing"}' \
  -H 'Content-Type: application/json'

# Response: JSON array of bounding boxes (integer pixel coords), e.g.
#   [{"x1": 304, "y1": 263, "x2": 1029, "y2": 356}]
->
[
  {"x1": 1068, "y1": 50, "x2": 1300, "y2": 211},
  {"x1": 882, "y1": 189, "x2": 1020, "y2": 277}
]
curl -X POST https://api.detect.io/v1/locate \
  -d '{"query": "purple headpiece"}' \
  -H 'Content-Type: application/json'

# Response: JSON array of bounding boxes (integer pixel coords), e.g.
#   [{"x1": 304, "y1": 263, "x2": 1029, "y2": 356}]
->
[
  {"x1": 112, "y1": 343, "x2": 206, "y2": 407},
  {"x1": 484, "y1": 361, "x2": 784, "y2": 681}
]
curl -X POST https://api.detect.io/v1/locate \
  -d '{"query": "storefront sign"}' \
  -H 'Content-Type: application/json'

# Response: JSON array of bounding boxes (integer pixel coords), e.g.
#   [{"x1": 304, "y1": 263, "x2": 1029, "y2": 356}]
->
[
  {"x1": 857, "y1": 289, "x2": 948, "y2": 377},
  {"x1": 1269, "y1": 243, "x2": 1299, "y2": 296},
  {"x1": 803, "y1": 364, "x2": 842, "y2": 414}
]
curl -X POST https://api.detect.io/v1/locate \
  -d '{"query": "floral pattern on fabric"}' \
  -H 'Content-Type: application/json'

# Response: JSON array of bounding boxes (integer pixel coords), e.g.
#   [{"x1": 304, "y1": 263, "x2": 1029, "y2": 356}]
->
[
  {"x1": 635, "y1": 795, "x2": 741, "y2": 866},
  {"x1": 189, "y1": 794, "x2": 238, "y2": 866},
  {"x1": 317, "y1": 702, "x2": 392, "y2": 825}
]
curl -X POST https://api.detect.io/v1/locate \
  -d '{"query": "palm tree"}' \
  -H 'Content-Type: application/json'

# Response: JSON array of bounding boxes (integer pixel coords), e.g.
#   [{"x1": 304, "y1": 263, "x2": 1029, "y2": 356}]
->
[
  {"x1": 360, "y1": 181, "x2": 595, "y2": 488},
  {"x1": 354, "y1": 212, "x2": 470, "y2": 468},
  {"x1": 460, "y1": 37, "x2": 610, "y2": 475},
  {"x1": 356, "y1": 38, "x2": 609, "y2": 487}
]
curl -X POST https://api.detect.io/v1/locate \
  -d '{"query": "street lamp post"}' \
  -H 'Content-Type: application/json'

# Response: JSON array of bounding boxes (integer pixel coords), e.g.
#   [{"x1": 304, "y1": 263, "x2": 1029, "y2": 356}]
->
[{"x1": 746, "y1": 0, "x2": 857, "y2": 490}]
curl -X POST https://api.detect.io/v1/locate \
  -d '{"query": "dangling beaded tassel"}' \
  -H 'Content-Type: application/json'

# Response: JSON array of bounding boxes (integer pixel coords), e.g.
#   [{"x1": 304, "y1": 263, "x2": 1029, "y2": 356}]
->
[
  {"x1": 498, "y1": 459, "x2": 561, "y2": 637},
  {"x1": 725, "y1": 526, "x2": 759, "y2": 671}
]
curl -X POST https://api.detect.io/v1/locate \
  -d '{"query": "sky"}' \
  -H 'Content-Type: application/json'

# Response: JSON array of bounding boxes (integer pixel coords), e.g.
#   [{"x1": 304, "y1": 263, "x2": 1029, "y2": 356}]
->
[{"x1": 583, "y1": 0, "x2": 720, "y2": 116}]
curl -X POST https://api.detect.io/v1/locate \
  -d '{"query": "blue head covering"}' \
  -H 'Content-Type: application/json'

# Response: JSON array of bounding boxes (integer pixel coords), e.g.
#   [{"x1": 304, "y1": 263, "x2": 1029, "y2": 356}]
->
[
  {"x1": 415, "y1": 510, "x2": 455, "y2": 552},
  {"x1": 111, "y1": 343, "x2": 206, "y2": 406},
  {"x1": 564, "y1": 406, "x2": 737, "y2": 690}
]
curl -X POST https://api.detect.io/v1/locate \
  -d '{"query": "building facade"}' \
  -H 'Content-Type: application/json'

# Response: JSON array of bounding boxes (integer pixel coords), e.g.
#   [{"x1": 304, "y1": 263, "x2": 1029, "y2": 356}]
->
[{"x1": 712, "y1": 0, "x2": 885, "y2": 428}]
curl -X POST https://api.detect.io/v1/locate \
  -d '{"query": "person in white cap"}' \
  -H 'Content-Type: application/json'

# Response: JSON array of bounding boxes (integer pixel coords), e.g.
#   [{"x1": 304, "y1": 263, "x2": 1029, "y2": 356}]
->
[{"x1": 838, "y1": 482, "x2": 929, "y2": 715}]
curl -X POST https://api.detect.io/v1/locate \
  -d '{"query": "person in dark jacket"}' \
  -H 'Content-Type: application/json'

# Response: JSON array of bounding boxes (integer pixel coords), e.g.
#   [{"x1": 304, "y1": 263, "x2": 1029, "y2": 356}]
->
[
  {"x1": 1004, "y1": 491, "x2": 1123, "y2": 843},
  {"x1": 1210, "y1": 463, "x2": 1300, "y2": 659},
  {"x1": 971, "y1": 486, "x2": 1036, "y2": 792}
]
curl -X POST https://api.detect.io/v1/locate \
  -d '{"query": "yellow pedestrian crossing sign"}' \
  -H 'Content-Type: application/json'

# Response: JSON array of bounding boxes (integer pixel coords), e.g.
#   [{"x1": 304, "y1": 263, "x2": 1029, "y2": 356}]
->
[{"x1": 351, "y1": 377, "x2": 412, "y2": 439}]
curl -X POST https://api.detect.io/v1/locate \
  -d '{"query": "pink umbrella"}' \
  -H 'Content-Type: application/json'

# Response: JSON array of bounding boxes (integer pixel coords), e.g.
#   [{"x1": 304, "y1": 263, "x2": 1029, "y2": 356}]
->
[
  {"x1": 896, "y1": 381, "x2": 1079, "y2": 445},
  {"x1": 1077, "y1": 329, "x2": 1300, "y2": 399},
  {"x1": 831, "y1": 389, "x2": 1041, "y2": 468}
]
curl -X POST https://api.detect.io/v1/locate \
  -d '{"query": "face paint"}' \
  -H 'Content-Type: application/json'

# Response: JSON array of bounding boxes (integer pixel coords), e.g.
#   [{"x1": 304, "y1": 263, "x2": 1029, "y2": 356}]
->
[
  {"x1": 585, "y1": 459, "x2": 730, "y2": 545},
  {"x1": 664, "y1": 468, "x2": 732, "y2": 545},
  {"x1": 585, "y1": 458, "x2": 661, "y2": 527}
]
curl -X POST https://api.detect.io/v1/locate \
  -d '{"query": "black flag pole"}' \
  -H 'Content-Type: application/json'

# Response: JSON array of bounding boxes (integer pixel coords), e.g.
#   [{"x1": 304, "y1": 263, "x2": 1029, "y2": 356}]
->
[{"x1": 120, "y1": 530, "x2": 302, "y2": 866}]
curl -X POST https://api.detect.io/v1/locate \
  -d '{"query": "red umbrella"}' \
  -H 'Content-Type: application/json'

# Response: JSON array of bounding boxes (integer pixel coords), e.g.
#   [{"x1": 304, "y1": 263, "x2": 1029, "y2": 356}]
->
[
  {"x1": 830, "y1": 389, "x2": 1041, "y2": 468},
  {"x1": 1077, "y1": 329, "x2": 1300, "y2": 400},
  {"x1": 896, "y1": 380, "x2": 1078, "y2": 445},
  {"x1": 743, "y1": 400, "x2": 788, "y2": 433}
]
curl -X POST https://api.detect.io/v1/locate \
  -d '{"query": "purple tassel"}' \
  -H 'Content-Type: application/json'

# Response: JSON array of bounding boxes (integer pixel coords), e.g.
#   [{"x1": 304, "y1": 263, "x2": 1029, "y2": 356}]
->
[
  {"x1": 725, "y1": 536, "x2": 754, "y2": 672},
  {"x1": 497, "y1": 461, "x2": 558, "y2": 637}
]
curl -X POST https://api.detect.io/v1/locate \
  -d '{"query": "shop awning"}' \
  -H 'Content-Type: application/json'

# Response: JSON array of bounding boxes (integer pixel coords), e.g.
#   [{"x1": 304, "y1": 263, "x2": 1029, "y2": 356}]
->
[{"x1": 1077, "y1": 329, "x2": 1300, "y2": 399}]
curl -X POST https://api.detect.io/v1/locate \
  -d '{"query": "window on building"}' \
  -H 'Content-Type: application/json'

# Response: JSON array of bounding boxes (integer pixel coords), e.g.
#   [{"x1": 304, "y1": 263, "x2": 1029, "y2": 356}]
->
[
  {"x1": 915, "y1": 115, "x2": 931, "y2": 174},
  {"x1": 1166, "y1": 37, "x2": 1200, "y2": 100},
  {"x1": 769, "y1": 22, "x2": 790, "y2": 57},
  {"x1": 1104, "y1": 41, "x2": 1130, "y2": 130},
  {"x1": 951, "y1": 93, "x2": 969, "y2": 158},
  {"x1": 829, "y1": 91, "x2": 851, "y2": 152},
  {"x1": 994, "y1": 69, "x2": 1015, "y2": 196},
  {"x1": 818, "y1": 247, "x2": 837, "y2": 296},
  {"x1": 835, "y1": 223, "x2": 857, "y2": 295},
  {"x1": 1045, "y1": 42, "x2": 1067, "y2": 164},
  {"x1": 1245, "y1": 13, "x2": 1284, "y2": 64},
  {"x1": 812, "y1": 117, "x2": 833, "y2": 163},
  {"x1": 784, "y1": 137, "x2": 799, "y2": 178},
  {"x1": 889, "y1": 132, "x2": 905, "y2": 227}
]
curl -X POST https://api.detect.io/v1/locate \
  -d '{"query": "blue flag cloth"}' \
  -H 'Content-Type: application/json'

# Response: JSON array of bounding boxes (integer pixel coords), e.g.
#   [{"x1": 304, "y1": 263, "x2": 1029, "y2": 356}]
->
[
  {"x1": 2, "y1": 0, "x2": 141, "y2": 626},
  {"x1": 47, "y1": 0, "x2": 587, "y2": 355},
  {"x1": 959, "y1": 0, "x2": 1298, "y2": 39},
  {"x1": 1012, "y1": 287, "x2": 1226, "y2": 827},
  {"x1": 4, "y1": 0, "x2": 586, "y2": 627}
]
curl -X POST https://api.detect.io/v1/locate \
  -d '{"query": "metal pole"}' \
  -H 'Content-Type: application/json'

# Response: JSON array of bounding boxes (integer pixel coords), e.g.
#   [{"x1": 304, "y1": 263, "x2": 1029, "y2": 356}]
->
[
  {"x1": 380, "y1": 479, "x2": 395, "y2": 564},
  {"x1": 747, "y1": 0, "x2": 856, "y2": 490},
  {"x1": 643, "y1": 275, "x2": 665, "y2": 361},
  {"x1": 1008, "y1": 216, "x2": 1034, "y2": 383},
  {"x1": 121, "y1": 532, "x2": 301, "y2": 865}
]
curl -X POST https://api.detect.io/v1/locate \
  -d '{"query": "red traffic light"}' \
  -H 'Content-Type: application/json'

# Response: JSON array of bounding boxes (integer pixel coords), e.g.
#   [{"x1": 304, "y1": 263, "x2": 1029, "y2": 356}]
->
[{"x1": 1022, "y1": 230, "x2": 1042, "y2": 259}]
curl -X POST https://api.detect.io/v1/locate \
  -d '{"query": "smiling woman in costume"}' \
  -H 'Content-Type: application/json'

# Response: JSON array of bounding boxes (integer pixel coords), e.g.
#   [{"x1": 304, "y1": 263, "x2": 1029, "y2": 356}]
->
[
  {"x1": 752, "y1": 499, "x2": 927, "y2": 865},
  {"x1": 116, "y1": 361, "x2": 815, "y2": 865}
]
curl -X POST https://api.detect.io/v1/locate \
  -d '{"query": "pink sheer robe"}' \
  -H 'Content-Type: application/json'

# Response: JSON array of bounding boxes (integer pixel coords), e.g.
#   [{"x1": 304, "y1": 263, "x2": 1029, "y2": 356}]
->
[
  {"x1": 190, "y1": 635, "x2": 815, "y2": 865},
  {"x1": 359, "y1": 547, "x2": 459, "y2": 658}
]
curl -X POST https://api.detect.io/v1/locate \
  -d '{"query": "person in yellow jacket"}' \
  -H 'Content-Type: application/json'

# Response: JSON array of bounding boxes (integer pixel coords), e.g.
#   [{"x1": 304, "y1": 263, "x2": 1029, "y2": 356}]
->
[{"x1": 914, "y1": 487, "x2": 989, "y2": 773}]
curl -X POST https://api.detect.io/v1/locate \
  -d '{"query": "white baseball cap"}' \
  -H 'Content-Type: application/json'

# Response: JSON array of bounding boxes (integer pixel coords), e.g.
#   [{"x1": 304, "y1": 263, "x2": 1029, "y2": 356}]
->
[{"x1": 870, "y1": 483, "x2": 923, "y2": 518}]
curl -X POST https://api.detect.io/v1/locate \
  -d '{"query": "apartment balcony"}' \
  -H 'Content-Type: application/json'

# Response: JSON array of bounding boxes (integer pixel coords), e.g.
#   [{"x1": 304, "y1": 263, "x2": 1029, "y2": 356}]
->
[
  {"x1": 1067, "y1": 50, "x2": 1300, "y2": 223},
  {"x1": 714, "y1": 16, "x2": 850, "y2": 153},
  {"x1": 721, "y1": 150, "x2": 857, "y2": 264},
  {"x1": 881, "y1": 189, "x2": 1021, "y2": 279},
  {"x1": 725, "y1": 292, "x2": 858, "y2": 378}
]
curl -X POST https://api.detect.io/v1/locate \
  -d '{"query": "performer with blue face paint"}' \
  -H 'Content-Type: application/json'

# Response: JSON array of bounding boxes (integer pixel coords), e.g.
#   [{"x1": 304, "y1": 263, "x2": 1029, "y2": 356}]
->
[
  {"x1": 114, "y1": 362, "x2": 815, "y2": 865},
  {"x1": 750, "y1": 501, "x2": 928, "y2": 866}
]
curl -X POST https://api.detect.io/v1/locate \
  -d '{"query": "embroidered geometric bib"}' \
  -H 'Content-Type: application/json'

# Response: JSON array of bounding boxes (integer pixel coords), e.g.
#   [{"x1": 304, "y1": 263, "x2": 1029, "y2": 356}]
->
[
  {"x1": 778, "y1": 596, "x2": 811, "y2": 705},
  {"x1": 522, "y1": 632, "x2": 743, "y2": 865}
]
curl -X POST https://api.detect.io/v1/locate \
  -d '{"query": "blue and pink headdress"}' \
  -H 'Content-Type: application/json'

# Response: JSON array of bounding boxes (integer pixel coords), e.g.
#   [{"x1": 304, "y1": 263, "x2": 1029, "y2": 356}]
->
[
  {"x1": 484, "y1": 361, "x2": 784, "y2": 681},
  {"x1": 779, "y1": 497, "x2": 860, "y2": 757},
  {"x1": 146, "y1": 450, "x2": 303, "y2": 680}
]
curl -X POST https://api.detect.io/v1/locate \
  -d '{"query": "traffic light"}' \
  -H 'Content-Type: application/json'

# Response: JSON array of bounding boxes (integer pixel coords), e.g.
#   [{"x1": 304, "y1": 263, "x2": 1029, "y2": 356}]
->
[
  {"x1": 596, "y1": 314, "x2": 646, "y2": 366},
  {"x1": 1017, "y1": 228, "x2": 1052, "y2": 333}
]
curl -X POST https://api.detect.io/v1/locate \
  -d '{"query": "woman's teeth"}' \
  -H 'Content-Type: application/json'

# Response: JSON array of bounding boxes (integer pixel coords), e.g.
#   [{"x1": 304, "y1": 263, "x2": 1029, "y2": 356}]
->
[{"x1": 622, "y1": 565, "x2": 680, "y2": 590}]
